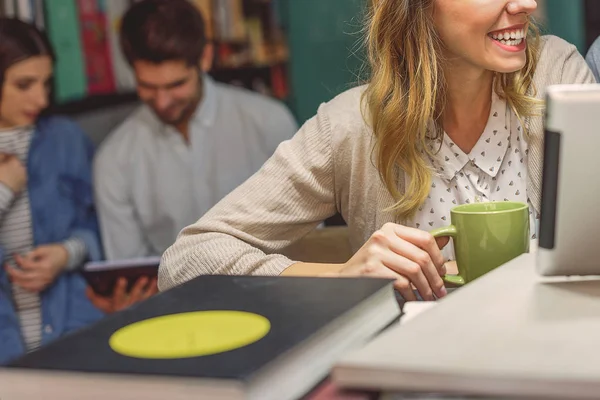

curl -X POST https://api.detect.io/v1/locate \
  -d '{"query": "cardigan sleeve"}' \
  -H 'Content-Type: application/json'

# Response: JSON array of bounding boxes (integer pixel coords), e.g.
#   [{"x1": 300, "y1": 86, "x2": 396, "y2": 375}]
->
[{"x1": 158, "y1": 104, "x2": 338, "y2": 290}]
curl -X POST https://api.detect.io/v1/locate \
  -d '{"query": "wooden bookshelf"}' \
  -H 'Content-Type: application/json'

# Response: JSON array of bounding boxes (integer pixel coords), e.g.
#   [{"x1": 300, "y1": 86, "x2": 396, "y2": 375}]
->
[
  {"x1": 40, "y1": 0, "x2": 290, "y2": 116},
  {"x1": 208, "y1": 0, "x2": 290, "y2": 98}
]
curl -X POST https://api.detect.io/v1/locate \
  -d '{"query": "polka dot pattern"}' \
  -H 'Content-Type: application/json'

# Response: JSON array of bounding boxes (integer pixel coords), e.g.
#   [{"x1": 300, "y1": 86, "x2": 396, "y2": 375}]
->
[{"x1": 408, "y1": 91, "x2": 538, "y2": 261}]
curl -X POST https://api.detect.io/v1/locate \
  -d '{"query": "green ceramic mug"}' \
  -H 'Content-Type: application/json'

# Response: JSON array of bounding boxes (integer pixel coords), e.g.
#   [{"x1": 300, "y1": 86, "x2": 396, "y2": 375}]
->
[{"x1": 430, "y1": 201, "x2": 530, "y2": 286}]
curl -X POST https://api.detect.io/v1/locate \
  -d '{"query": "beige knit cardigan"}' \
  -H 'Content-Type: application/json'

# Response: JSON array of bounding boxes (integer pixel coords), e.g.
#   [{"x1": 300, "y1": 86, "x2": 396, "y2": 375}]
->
[{"x1": 158, "y1": 35, "x2": 596, "y2": 290}]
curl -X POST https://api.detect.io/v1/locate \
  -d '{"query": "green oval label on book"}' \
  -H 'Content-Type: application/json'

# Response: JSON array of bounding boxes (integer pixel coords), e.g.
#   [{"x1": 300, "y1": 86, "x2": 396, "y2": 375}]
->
[{"x1": 109, "y1": 310, "x2": 271, "y2": 359}]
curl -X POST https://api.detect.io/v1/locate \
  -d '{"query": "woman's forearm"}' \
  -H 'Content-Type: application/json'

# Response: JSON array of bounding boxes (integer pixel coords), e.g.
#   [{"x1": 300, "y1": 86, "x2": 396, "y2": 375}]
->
[{"x1": 280, "y1": 262, "x2": 345, "y2": 277}]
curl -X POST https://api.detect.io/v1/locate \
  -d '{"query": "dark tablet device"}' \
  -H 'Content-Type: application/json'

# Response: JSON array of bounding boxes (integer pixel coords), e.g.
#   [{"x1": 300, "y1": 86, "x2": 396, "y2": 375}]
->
[{"x1": 82, "y1": 256, "x2": 161, "y2": 297}]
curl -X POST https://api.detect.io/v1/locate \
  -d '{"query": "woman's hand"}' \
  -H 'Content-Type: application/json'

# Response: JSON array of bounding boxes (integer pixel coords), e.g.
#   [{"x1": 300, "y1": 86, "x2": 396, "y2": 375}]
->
[
  {"x1": 0, "y1": 153, "x2": 27, "y2": 194},
  {"x1": 338, "y1": 223, "x2": 449, "y2": 301},
  {"x1": 6, "y1": 245, "x2": 69, "y2": 292}
]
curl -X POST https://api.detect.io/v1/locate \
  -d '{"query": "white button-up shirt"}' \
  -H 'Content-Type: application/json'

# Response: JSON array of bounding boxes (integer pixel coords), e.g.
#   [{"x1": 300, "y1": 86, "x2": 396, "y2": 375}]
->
[
  {"x1": 407, "y1": 91, "x2": 538, "y2": 261},
  {"x1": 94, "y1": 76, "x2": 298, "y2": 260}
]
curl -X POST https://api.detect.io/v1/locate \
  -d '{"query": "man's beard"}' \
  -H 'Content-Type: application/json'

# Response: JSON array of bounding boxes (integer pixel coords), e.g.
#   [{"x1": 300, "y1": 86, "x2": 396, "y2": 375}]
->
[
  {"x1": 155, "y1": 99, "x2": 198, "y2": 125},
  {"x1": 155, "y1": 73, "x2": 203, "y2": 126}
]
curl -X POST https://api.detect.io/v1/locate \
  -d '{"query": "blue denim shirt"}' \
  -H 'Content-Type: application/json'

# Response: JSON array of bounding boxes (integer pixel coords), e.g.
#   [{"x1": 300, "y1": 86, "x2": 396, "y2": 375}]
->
[{"x1": 0, "y1": 116, "x2": 104, "y2": 365}]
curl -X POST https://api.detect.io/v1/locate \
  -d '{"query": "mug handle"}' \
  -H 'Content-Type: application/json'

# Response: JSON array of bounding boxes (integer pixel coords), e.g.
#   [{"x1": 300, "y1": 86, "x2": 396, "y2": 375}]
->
[{"x1": 429, "y1": 225, "x2": 465, "y2": 286}]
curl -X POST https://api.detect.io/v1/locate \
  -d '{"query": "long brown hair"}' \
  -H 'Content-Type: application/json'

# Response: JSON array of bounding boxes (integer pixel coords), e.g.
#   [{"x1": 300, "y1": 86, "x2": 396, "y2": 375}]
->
[
  {"x1": 0, "y1": 18, "x2": 55, "y2": 88},
  {"x1": 363, "y1": 0, "x2": 542, "y2": 218}
]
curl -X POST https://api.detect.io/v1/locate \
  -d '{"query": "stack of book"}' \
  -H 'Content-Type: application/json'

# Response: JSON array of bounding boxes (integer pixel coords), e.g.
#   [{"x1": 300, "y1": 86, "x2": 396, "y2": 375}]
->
[{"x1": 4, "y1": 274, "x2": 400, "y2": 400}]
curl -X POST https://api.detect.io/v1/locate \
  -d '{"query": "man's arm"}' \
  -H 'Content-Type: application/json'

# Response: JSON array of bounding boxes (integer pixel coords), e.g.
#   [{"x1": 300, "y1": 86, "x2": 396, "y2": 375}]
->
[
  {"x1": 262, "y1": 101, "x2": 299, "y2": 155},
  {"x1": 93, "y1": 144, "x2": 153, "y2": 260},
  {"x1": 158, "y1": 103, "x2": 338, "y2": 291},
  {"x1": 64, "y1": 126, "x2": 102, "y2": 263},
  {"x1": 585, "y1": 36, "x2": 600, "y2": 83}
]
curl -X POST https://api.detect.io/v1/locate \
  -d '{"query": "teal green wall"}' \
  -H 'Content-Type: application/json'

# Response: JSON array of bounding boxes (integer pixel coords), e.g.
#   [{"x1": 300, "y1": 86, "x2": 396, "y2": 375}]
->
[
  {"x1": 283, "y1": 0, "x2": 367, "y2": 123},
  {"x1": 545, "y1": 0, "x2": 586, "y2": 53},
  {"x1": 281, "y1": 0, "x2": 588, "y2": 123}
]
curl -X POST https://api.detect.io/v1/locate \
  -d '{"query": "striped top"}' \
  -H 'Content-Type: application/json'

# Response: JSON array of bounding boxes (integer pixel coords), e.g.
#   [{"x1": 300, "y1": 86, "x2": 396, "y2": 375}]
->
[{"x1": 0, "y1": 126, "x2": 87, "y2": 352}]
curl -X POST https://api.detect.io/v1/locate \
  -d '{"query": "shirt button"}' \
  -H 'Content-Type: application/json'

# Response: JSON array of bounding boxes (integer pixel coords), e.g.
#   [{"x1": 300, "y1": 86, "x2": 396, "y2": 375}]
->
[{"x1": 44, "y1": 325, "x2": 53, "y2": 334}]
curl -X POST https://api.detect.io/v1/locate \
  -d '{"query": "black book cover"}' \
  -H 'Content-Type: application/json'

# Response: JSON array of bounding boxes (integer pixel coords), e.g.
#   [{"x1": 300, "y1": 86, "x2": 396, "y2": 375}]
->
[{"x1": 9, "y1": 275, "x2": 393, "y2": 383}]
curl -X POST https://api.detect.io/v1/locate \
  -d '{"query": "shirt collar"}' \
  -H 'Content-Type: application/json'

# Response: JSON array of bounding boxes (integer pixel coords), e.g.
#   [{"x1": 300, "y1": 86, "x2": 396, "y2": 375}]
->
[
  {"x1": 160, "y1": 74, "x2": 218, "y2": 139},
  {"x1": 191, "y1": 73, "x2": 218, "y2": 128},
  {"x1": 426, "y1": 135, "x2": 469, "y2": 182},
  {"x1": 468, "y1": 91, "x2": 510, "y2": 178}
]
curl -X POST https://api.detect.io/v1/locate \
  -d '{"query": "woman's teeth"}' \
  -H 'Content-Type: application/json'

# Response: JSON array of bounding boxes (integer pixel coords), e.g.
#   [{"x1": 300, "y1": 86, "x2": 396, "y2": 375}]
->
[{"x1": 490, "y1": 29, "x2": 525, "y2": 46}]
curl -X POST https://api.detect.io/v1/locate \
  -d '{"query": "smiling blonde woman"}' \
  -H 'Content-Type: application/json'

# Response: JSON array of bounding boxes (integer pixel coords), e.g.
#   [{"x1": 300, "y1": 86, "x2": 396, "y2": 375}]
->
[{"x1": 159, "y1": 0, "x2": 595, "y2": 302}]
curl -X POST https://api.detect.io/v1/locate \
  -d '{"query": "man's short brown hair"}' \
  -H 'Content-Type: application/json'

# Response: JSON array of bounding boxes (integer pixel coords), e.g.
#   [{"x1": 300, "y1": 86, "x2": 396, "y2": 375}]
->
[{"x1": 120, "y1": 0, "x2": 207, "y2": 66}]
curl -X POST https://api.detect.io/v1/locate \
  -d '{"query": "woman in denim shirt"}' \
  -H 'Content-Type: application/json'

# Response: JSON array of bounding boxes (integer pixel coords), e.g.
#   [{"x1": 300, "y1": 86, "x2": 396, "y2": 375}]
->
[{"x1": 0, "y1": 18, "x2": 104, "y2": 364}]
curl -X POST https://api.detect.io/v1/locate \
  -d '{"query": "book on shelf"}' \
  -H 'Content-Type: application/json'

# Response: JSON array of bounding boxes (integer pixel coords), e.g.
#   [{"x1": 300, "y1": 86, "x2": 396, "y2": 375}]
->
[
  {"x1": 45, "y1": 0, "x2": 87, "y2": 102},
  {"x1": 189, "y1": 0, "x2": 214, "y2": 39},
  {"x1": 16, "y1": 0, "x2": 32, "y2": 22},
  {"x1": 104, "y1": 0, "x2": 136, "y2": 91},
  {"x1": 214, "y1": 0, "x2": 246, "y2": 42},
  {"x1": 33, "y1": 0, "x2": 43, "y2": 28},
  {"x1": 2, "y1": 0, "x2": 17, "y2": 17},
  {"x1": 77, "y1": 0, "x2": 117, "y2": 94}
]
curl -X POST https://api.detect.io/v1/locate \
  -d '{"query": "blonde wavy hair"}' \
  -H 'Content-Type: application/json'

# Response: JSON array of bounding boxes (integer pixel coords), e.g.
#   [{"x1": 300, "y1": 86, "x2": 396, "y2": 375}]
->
[{"x1": 363, "y1": 0, "x2": 542, "y2": 218}]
